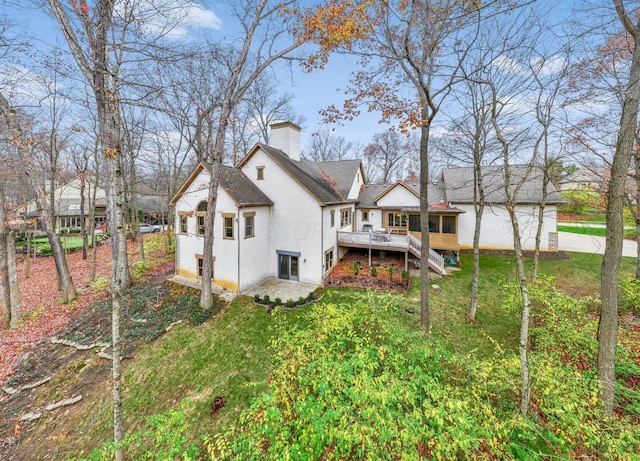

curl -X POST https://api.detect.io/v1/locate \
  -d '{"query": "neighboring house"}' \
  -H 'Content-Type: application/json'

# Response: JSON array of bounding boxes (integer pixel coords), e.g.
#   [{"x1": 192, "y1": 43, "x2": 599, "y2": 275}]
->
[
  {"x1": 17, "y1": 177, "x2": 107, "y2": 231},
  {"x1": 171, "y1": 122, "x2": 562, "y2": 292},
  {"x1": 562, "y1": 167, "x2": 608, "y2": 192}
]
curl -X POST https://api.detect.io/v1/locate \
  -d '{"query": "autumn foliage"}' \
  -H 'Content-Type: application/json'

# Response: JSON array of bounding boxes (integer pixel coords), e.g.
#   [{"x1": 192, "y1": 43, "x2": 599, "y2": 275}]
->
[{"x1": 0, "y1": 236, "x2": 174, "y2": 384}]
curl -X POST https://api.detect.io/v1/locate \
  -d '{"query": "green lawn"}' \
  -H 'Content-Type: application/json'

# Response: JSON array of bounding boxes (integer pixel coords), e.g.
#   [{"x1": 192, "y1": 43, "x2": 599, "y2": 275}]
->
[
  {"x1": 68, "y1": 251, "x2": 638, "y2": 458},
  {"x1": 18, "y1": 235, "x2": 104, "y2": 254},
  {"x1": 558, "y1": 224, "x2": 637, "y2": 239}
]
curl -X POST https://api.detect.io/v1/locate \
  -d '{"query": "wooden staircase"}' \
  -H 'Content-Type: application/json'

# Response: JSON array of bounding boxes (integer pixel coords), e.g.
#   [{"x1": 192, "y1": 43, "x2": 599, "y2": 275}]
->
[{"x1": 408, "y1": 234, "x2": 447, "y2": 276}]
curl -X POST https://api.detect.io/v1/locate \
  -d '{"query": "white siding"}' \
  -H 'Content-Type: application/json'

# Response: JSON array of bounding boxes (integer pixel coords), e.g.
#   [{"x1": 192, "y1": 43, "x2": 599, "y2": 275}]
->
[
  {"x1": 174, "y1": 168, "x2": 272, "y2": 291},
  {"x1": 241, "y1": 148, "x2": 351, "y2": 284},
  {"x1": 238, "y1": 206, "x2": 271, "y2": 291},
  {"x1": 376, "y1": 186, "x2": 419, "y2": 208},
  {"x1": 456, "y1": 203, "x2": 558, "y2": 251},
  {"x1": 346, "y1": 165, "x2": 365, "y2": 200}
]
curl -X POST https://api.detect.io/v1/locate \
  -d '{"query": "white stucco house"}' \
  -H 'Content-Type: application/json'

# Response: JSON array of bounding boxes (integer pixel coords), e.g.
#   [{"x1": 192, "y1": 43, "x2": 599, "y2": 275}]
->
[
  {"x1": 171, "y1": 122, "x2": 563, "y2": 292},
  {"x1": 170, "y1": 122, "x2": 364, "y2": 291}
]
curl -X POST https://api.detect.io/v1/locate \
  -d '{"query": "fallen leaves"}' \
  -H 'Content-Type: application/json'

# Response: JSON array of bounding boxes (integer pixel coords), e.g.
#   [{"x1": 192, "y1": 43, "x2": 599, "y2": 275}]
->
[{"x1": 0, "y1": 237, "x2": 174, "y2": 384}]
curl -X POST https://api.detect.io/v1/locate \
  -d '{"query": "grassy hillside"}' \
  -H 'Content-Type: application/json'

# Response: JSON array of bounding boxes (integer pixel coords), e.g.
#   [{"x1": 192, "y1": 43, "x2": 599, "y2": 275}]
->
[{"x1": 4, "y1": 251, "x2": 638, "y2": 460}]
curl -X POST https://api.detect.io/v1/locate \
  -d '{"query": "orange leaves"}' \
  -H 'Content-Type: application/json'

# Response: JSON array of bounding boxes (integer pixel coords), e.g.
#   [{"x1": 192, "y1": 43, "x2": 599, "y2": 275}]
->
[{"x1": 288, "y1": 0, "x2": 373, "y2": 65}]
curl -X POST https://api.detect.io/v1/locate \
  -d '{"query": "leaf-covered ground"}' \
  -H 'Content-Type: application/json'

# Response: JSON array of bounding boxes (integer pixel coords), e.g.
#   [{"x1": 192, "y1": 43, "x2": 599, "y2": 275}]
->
[{"x1": 0, "y1": 236, "x2": 174, "y2": 385}]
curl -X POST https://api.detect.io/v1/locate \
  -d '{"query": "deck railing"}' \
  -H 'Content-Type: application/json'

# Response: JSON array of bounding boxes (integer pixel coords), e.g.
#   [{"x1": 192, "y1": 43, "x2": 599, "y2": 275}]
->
[{"x1": 338, "y1": 231, "x2": 447, "y2": 275}]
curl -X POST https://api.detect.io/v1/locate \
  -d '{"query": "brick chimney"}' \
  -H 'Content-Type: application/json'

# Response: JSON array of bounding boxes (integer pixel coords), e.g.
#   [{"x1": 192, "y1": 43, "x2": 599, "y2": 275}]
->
[{"x1": 269, "y1": 121, "x2": 301, "y2": 161}]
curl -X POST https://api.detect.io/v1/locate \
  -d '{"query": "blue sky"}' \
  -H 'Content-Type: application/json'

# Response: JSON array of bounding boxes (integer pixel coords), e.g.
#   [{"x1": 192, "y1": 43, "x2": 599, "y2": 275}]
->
[{"x1": 1, "y1": 0, "x2": 618, "y2": 156}]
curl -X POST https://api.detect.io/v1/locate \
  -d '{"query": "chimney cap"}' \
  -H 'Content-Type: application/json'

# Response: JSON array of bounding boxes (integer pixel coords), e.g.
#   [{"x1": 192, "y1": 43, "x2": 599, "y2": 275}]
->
[{"x1": 270, "y1": 121, "x2": 301, "y2": 132}]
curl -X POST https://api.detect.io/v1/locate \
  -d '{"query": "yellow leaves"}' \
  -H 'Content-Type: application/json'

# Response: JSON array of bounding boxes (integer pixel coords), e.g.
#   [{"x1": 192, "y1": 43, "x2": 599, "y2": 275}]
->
[
  {"x1": 295, "y1": 0, "x2": 373, "y2": 52},
  {"x1": 103, "y1": 147, "x2": 118, "y2": 158}
]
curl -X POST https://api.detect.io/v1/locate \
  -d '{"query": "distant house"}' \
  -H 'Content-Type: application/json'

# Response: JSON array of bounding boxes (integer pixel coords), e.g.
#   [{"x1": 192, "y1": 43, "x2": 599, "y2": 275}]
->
[
  {"x1": 17, "y1": 177, "x2": 106, "y2": 232},
  {"x1": 171, "y1": 122, "x2": 561, "y2": 293}
]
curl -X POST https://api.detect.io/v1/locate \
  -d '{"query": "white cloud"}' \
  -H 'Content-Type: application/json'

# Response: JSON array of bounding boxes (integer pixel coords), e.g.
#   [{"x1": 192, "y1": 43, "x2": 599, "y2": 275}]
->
[{"x1": 119, "y1": 0, "x2": 223, "y2": 40}]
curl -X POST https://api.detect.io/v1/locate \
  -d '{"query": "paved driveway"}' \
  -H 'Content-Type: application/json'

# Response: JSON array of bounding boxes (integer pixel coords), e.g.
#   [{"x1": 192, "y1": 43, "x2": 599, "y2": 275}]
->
[{"x1": 558, "y1": 231, "x2": 638, "y2": 257}]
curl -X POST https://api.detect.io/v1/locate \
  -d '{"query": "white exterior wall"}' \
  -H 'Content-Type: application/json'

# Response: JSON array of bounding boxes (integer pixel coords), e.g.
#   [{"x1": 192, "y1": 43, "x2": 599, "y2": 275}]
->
[
  {"x1": 238, "y1": 206, "x2": 272, "y2": 291},
  {"x1": 346, "y1": 166, "x2": 365, "y2": 200},
  {"x1": 242, "y1": 149, "x2": 329, "y2": 284},
  {"x1": 376, "y1": 187, "x2": 419, "y2": 208},
  {"x1": 323, "y1": 204, "x2": 356, "y2": 272},
  {"x1": 456, "y1": 203, "x2": 558, "y2": 251},
  {"x1": 174, "y1": 169, "x2": 272, "y2": 291}
]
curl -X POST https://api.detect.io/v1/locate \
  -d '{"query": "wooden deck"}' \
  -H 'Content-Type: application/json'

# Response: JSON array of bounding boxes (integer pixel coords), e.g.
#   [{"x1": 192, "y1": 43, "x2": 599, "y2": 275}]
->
[{"x1": 337, "y1": 231, "x2": 447, "y2": 275}]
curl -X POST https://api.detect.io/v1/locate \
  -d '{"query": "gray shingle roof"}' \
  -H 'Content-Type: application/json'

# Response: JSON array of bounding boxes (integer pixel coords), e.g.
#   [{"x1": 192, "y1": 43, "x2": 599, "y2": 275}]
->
[
  {"x1": 357, "y1": 182, "x2": 448, "y2": 208},
  {"x1": 442, "y1": 165, "x2": 564, "y2": 204},
  {"x1": 201, "y1": 165, "x2": 273, "y2": 207},
  {"x1": 313, "y1": 159, "x2": 363, "y2": 198},
  {"x1": 259, "y1": 144, "x2": 348, "y2": 205},
  {"x1": 219, "y1": 166, "x2": 273, "y2": 207}
]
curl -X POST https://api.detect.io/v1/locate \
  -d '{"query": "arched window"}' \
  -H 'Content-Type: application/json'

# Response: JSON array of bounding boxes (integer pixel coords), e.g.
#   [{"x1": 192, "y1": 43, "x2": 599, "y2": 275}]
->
[{"x1": 196, "y1": 201, "x2": 207, "y2": 236}]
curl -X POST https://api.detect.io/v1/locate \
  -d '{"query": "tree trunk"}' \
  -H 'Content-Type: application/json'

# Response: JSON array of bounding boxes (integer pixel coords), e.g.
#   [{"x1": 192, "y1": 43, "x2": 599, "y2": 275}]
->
[
  {"x1": 0, "y1": 220, "x2": 11, "y2": 329},
  {"x1": 469, "y1": 160, "x2": 485, "y2": 322},
  {"x1": 0, "y1": 187, "x2": 21, "y2": 328},
  {"x1": 600, "y1": 1, "x2": 640, "y2": 413},
  {"x1": 7, "y1": 229, "x2": 21, "y2": 327},
  {"x1": 469, "y1": 203, "x2": 483, "y2": 322},
  {"x1": 33, "y1": 189, "x2": 77, "y2": 301},
  {"x1": 80, "y1": 174, "x2": 88, "y2": 260},
  {"x1": 419, "y1": 120, "x2": 431, "y2": 334}
]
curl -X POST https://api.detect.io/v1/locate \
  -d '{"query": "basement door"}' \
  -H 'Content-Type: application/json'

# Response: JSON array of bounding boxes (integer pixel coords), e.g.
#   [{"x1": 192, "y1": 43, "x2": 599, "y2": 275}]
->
[{"x1": 277, "y1": 251, "x2": 300, "y2": 281}]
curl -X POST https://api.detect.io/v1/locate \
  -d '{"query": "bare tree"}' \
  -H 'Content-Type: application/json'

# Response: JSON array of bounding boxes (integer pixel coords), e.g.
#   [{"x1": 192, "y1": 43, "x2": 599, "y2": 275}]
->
[
  {"x1": 304, "y1": 126, "x2": 355, "y2": 162},
  {"x1": 196, "y1": 0, "x2": 324, "y2": 309},
  {"x1": 598, "y1": 0, "x2": 640, "y2": 414},
  {"x1": 363, "y1": 130, "x2": 415, "y2": 183},
  {"x1": 0, "y1": 93, "x2": 77, "y2": 302}
]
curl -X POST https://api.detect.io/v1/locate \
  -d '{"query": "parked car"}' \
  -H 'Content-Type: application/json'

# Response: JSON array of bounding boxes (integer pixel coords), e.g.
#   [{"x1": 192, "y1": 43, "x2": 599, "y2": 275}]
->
[{"x1": 139, "y1": 223, "x2": 162, "y2": 234}]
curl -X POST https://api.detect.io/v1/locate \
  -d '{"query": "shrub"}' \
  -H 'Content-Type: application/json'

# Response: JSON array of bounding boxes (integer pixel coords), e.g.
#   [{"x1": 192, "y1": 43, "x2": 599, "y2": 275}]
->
[
  {"x1": 253, "y1": 294, "x2": 260, "y2": 302},
  {"x1": 213, "y1": 290, "x2": 640, "y2": 460},
  {"x1": 388, "y1": 267, "x2": 394, "y2": 279},
  {"x1": 620, "y1": 276, "x2": 640, "y2": 315},
  {"x1": 353, "y1": 262, "x2": 359, "y2": 275},
  {"x1": 286, "y1": 299, "x2": 295, "y2": 308},
  {"x1": 263, "y1": 295, "x2": 270, "y2": 303},
  {"x1": 298, "y1": 296, "x2": 305, "y2": 305},
  {"x1": 370, "y1": 266, "x2": 377, "y2": 277},
  {"x1": 401, "y1": 269, "x2": 408, "y2": 279},
  {"x1": 91, "y1": 276, "x2": 110, "y2": 293},
  {"x1": 274, "y1": 297, "x2": 282, "y2": 306}
]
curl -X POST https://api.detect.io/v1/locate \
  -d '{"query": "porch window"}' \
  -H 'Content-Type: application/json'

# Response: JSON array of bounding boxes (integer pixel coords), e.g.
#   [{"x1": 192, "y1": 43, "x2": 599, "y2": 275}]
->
[
  {"x1": 409, "y1": 215, "x2": 420, "y2": 232},
  {"x1": 428, "y1": 215, "x2": 440, "y2": 233},
  {"x1": 388, "y1": 212, "x2": 406, "y2": 227},
  {"x1": 244, "y1": 212, "x2": 255, "y2": 238},
  {"x1": 196, "y1": 201, "x2": 207, "y2": 236},
  {"x1": 223, "y1": 213, "x2": 235, "y2": 239},
  {"x1": 442, "y1": 216, "x2": 456, "y2": 234}
]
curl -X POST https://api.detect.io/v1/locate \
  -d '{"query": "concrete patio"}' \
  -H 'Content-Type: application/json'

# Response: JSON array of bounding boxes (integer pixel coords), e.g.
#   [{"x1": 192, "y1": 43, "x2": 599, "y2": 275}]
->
[
  {"x1": 242, "y1": 277, "x2": 319, "y2": 302},
  {"x1": 168, "y1": 275, "x2": 319, "y2": 303}
]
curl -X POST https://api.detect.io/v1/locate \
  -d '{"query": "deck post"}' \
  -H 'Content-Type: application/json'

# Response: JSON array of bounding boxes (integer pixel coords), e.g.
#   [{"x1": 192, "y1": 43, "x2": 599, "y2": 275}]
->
[
  {"x1": 368, "y1": 232, "x2": 372, "y2": 266},
  {"x1": 405, "y1": 251, "x2": 408, "y2": 272}
]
